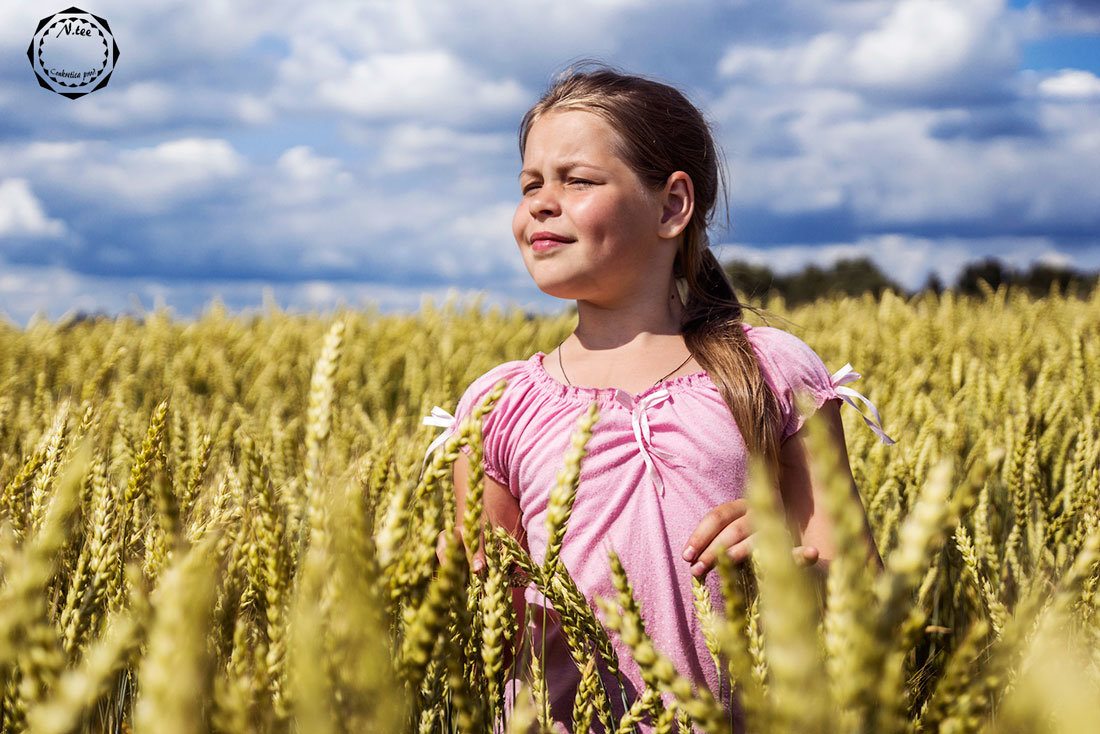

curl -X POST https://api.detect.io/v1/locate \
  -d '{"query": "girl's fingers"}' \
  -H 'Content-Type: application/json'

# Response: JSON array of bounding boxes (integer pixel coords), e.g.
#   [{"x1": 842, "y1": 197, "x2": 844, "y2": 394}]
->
[
  {"x1": 793, "y1": 545, "x2": 819, "y2": 566},
  {"x1": 435, "y1": 530, "x2": 449, "y2": 565},
  {"x1": 682, "y1": 499, "x2": 748, "y2": 563},
  {"x1": 690, "y1": 524, "x2": 751, "y2": 578},
  {"x1": 690, "y1": 540, "x2": 821, "y2": 578}
]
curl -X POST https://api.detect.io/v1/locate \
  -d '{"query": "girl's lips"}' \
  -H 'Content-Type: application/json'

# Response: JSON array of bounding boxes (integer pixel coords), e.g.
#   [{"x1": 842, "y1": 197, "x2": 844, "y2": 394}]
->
[{"x1": 531, "y1": 238, "x2": 572, "y2": 252}]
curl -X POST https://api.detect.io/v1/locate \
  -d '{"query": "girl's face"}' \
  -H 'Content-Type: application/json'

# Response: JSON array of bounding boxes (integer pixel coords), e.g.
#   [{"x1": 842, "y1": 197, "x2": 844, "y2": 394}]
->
[{"x1": 513, "y1": 109, "x2": 675, "y2": 306}]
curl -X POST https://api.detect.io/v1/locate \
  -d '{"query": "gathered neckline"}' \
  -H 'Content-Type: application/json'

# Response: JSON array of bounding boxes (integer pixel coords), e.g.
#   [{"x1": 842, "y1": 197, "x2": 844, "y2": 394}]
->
[
  {"x1": 522, "y1": 323, "x2": 762, "y2": 406},
  {"x1": 527, "y1": 351, "x2": 712, "y2": 406}
]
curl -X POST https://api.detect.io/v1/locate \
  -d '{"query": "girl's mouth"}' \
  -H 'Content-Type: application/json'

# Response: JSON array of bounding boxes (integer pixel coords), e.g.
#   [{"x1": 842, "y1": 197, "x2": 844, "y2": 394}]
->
[{"x1": 532, "y1": 239, "x2": 572, "y2": 252}]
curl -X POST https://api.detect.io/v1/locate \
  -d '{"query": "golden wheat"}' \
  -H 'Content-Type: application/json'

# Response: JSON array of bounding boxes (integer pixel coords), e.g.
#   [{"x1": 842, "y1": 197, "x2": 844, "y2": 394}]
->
[{"x1": 0, "y1": 284, "x2": 1097, "y2": 732}]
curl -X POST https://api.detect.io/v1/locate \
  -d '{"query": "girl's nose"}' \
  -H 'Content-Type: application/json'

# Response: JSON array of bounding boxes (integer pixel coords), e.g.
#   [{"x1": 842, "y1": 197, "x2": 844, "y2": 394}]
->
[{"x1": 528, "y1": 188, "x2": 560, "y2": 217}]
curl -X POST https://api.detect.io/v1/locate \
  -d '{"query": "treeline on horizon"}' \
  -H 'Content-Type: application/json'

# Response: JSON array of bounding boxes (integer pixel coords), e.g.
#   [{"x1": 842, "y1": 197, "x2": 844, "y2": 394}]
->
[
  {"x1": 723, "y1": 256, "x2": 1100, "y2": 307},
  {"x1": 15, "y1": 256, "x2": 1098, "y2": 330}
]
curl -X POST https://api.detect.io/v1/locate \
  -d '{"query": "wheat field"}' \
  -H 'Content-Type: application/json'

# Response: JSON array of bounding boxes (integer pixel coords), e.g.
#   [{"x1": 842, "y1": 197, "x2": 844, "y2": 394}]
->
[{"x1": 0, "y1": 283, "x2": 1098, "y2": 733}]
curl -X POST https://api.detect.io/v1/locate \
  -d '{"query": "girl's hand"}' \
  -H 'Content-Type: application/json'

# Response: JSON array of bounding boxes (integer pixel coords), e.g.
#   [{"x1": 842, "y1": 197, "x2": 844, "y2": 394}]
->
[
  {"x1": 435, "y1": 526, "x2": 487, "y2": 575},
  {"x1": 681, "y1": 498, "x2": 819, "y2": 578}
]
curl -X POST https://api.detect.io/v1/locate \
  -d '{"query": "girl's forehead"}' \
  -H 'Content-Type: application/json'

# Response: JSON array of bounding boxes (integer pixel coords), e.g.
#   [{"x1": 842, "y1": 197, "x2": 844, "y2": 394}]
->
[
  {"x1": 531, "y1": 107, "x2": 613, "y2": 136},
  {"x1": 524, "y1": 108, "x2": 626, "y2": 161}
]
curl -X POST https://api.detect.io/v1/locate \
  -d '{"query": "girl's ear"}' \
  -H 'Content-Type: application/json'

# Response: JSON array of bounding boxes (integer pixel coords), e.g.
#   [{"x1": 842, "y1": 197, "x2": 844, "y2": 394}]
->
[{"x1": 658, "y1": 171, "x2": 694, "y2": 240}]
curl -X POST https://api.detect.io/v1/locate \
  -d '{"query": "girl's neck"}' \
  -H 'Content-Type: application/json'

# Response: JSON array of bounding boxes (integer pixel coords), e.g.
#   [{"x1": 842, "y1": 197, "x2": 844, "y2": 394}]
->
[
  {"x1": 570, "y1": 285, "x2": 685, "y2": 353},
  {"x1": 553, "y1": 295, "x2": 698, "y2": 393},
  {"x1": 546, "y1": 284, "x2": 700, "y2": 393}
]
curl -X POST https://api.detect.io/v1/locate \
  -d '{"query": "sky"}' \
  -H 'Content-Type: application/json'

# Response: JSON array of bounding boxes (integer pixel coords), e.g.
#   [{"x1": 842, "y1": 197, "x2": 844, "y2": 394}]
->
[{"x1": 1, "y1": 0, "x2": 1099, "y2": 325}]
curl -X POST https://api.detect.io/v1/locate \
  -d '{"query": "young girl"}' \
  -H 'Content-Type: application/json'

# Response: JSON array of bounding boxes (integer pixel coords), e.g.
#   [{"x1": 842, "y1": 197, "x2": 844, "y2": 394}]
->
[{"x1": 428, "y1": 63, "x2": 893, "y2": 733}]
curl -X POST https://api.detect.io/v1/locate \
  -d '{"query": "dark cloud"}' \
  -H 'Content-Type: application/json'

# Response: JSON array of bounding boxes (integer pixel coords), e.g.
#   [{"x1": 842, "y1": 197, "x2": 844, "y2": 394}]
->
[
  {"x1": 1051, "y1": 0, "x2": 1100, "y2": 12},
  {"x1": 929, "y1": 106, "x2": 1043, "y2": 140},
  {"x1": 729, "y1": 206, "x2": 858, "y2": 245}
]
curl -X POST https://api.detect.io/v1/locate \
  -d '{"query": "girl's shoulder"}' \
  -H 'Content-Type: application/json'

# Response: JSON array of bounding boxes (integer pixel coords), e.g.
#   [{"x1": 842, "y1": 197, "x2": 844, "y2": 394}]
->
[
  {"x1": 741, "y1": 323, "x2": 840, "y2": 440},
  {"x1": 741, "y1": 322, "x2": 834, "y2": 388},
  {"x1": 452, "y1": 355, "x2": 538, "y2": 422},
  {"x1": 741, "y1": 322, "x2": 896, "y2": 445}
]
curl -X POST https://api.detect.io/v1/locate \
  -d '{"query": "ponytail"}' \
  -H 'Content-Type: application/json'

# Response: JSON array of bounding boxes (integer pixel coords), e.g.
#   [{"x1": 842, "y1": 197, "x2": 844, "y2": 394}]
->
[{"x1": 678, "y1": 246, "x2": 784, "y2": 477}]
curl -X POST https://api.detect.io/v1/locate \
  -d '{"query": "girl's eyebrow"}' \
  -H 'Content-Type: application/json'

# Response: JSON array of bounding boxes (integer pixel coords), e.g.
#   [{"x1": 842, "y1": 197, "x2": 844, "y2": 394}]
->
[{"x1": 519, "y1": 160, "x2": 602, "y2": 179}]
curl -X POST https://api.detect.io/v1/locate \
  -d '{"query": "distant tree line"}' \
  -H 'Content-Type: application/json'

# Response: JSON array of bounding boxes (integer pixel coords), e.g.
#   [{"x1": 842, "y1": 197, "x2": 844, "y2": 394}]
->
[{"x1": 722, "y1": 256, "x2": 1099, "y2": 307}]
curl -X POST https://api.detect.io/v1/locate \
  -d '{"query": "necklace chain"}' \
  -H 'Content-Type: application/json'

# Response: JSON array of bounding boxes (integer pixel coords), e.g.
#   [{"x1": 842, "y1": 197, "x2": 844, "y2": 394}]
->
[{"x1": 556, "y1": 338, "x2": 694, "y2": 388}]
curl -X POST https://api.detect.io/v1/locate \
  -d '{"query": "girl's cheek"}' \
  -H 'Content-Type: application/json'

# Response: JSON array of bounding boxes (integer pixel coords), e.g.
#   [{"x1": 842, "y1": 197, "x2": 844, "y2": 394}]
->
[{"x1": 511, "y1": 206, "x2": 527, "y2": 244}]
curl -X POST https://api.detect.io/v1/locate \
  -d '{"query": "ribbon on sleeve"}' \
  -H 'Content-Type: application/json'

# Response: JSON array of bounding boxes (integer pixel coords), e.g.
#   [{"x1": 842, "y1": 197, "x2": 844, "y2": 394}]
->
[
  {"x1": 421, "y1": 406, "x2": 457, "y2": 473},
  {"x1": 829, "y1": 364, "x2": 896, "y2": 445}
]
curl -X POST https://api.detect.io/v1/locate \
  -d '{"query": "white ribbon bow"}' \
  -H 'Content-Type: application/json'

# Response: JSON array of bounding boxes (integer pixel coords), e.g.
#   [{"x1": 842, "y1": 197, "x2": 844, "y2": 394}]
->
[
  {"x1": 829, "y1": 364, "x2": 896, "y2": 445},
  {"x1": 615, "y1": 388, "x2": 680, "y2": 497},
  {"x1": 421, "y1": 406, "x2": 457, "y2": 473}
]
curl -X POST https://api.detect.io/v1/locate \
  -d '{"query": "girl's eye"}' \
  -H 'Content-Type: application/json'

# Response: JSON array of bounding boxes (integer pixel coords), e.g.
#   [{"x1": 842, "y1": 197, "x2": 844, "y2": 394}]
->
[{"x1": 521, "y1": 178, "x2": 592, "y2": 194}]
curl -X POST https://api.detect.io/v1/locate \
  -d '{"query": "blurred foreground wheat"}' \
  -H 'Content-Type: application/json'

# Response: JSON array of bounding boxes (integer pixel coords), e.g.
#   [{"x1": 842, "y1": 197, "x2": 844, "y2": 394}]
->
[{"x1": 0, "y1": 284, "x2": 1098, "y2": 733}]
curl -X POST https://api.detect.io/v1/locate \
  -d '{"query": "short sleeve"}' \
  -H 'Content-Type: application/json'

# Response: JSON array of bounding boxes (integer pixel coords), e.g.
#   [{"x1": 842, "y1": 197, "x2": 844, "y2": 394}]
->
[
  {"x1": 447, "y1": 362, "x2": 524, "y2": 486},
  {"x1": 743, "y1": 325, "x2": 840, "y2": 442}
]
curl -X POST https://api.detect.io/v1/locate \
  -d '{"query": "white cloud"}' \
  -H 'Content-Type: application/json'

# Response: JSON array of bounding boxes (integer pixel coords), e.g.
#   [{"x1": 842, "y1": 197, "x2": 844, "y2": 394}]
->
[
  {"x1": 68, "y1": 82, "x2": 176, "y2": 128},
  {"x1": 1037, "y1": 250, "x2": 1074, "y2": 269},
  {"x1": 277, "y1": 48, "x2": 527, "y2": 124},
  {"x1": 277, "y1": 146, "x2": 344, "y2": 180},
  {"x1": 718, "y1": 0, "x2": 1016, "y2": 97},
  {"x1": 109, "y1": 138, "x2": 246, "y2": 209},
  {"x1": 711, "y1": 65, "x2": 1100, "y2": 237},
  {"x1": 1, "y1": 138, "x2": 247, "y2": 214},
  {"x1": 849, "y1": 0, "x2": 1011, "y2": 92},
  {"x1": 1039, "y1": 69, "x2": 1100, "y2": 100},
  {"x1": 376, "y1": 124, "x2": 512, "y2": 173},
  {"x1": 0, "y1": 179, "x2": 66, "y2": 238},
  {"x1": 439, "y1": 202, "x2": 523, "y2": 278},
  {"x1": 718, "y1": 34, "x2": 849, "y2": 87}
]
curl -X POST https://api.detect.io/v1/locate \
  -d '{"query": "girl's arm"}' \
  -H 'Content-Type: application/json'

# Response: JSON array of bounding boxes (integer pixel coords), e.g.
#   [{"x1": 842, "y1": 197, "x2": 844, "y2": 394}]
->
[
  {"x1": 681, "y1": 398, "x2": 882, "y2": 581},
  {"x1": 778, "y1": 397, "x2": 884, "y2": 573},
  {"x1": 448, "y1": 452, "x2": 531, "y2": 671}
]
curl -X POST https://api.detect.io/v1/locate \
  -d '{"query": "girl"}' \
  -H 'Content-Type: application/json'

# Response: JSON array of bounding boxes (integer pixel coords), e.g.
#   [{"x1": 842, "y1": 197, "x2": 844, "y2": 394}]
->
[{"x1": 428, "y1": 63, "x2": 893, "y2": 732}]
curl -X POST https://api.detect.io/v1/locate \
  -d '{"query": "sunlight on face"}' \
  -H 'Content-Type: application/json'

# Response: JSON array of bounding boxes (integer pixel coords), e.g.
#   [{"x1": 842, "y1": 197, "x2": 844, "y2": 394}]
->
[{"x1": 513, "y1": 109, "x2": 673, "y2": 306}]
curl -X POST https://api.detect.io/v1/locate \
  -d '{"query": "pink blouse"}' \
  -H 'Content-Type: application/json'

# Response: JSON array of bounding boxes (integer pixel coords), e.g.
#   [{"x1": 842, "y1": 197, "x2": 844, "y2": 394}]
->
[{"x1": 424, "y1": 323, "x2": 893, "y2": 732}]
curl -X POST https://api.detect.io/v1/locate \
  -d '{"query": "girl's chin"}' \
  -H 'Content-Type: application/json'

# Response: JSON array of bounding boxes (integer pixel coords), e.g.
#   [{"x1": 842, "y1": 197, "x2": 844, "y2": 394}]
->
[{"x1": 534, "y1": 283, "x2": 582, "y2": 300}]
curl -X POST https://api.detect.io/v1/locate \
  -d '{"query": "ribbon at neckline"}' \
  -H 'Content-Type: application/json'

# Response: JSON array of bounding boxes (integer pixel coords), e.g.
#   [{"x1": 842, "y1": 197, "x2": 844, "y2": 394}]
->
[
  {"x1": 829, "y1": 364, "x2": 896, "y2": 445},
  {"x1": 614, "y1": 387, "x2": 680, "y2": 497}
]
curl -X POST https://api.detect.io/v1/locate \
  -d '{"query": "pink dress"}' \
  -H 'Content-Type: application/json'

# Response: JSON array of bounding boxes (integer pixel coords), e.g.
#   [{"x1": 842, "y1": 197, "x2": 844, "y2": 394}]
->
[{"x1": 425, "y1": 323, "x2": 893, "y2": 733}]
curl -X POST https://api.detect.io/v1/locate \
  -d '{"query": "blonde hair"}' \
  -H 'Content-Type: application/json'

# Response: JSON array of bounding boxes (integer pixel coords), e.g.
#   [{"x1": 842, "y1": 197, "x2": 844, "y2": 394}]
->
[{"x1": 519, "y1": 61, "x2": 784, "y2": 471}]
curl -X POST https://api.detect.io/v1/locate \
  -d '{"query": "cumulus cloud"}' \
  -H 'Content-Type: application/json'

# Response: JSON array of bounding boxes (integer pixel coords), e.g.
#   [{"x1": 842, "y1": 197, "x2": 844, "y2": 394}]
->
[
  {"x1": 2, "y1": 138, "x2": 247, "y2": 219},
  {"x1": 375, "y1": 124, "x2": 512, "y2": 173},
  {"x1": 718, "y1": 0, "x2": 1019, "y2": 102},
  {"x1": 848, "y1": 0, "x2": 1016, "y2": 97},
  {"x1": 276, "y1": 49, "x2": 528, "y2": 124},
  {"x1": 1039, "y1": 69, "x2": 1100, "y2": 99},
  {"x1": 0, "y1": 179, "x2": 66, "y2": 238},
  {"x1": 110, "y1": 139, "x2": 246, "y2": 205},
  {"x1": 275, "y1": 146, "x2": 354, "y2": 203}
]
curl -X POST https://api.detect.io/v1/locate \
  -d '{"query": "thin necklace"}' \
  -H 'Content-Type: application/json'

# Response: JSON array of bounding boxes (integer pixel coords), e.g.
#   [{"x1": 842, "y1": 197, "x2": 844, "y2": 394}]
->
[{"x1": 556, "y1": 338, "x2": 694, "y2": 388}]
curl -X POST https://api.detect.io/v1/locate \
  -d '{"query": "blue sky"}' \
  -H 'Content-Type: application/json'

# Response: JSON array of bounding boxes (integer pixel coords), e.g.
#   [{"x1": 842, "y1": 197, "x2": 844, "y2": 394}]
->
[{"x1": 1, "y1": 0, "x2": 1099, "y2": 325}]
